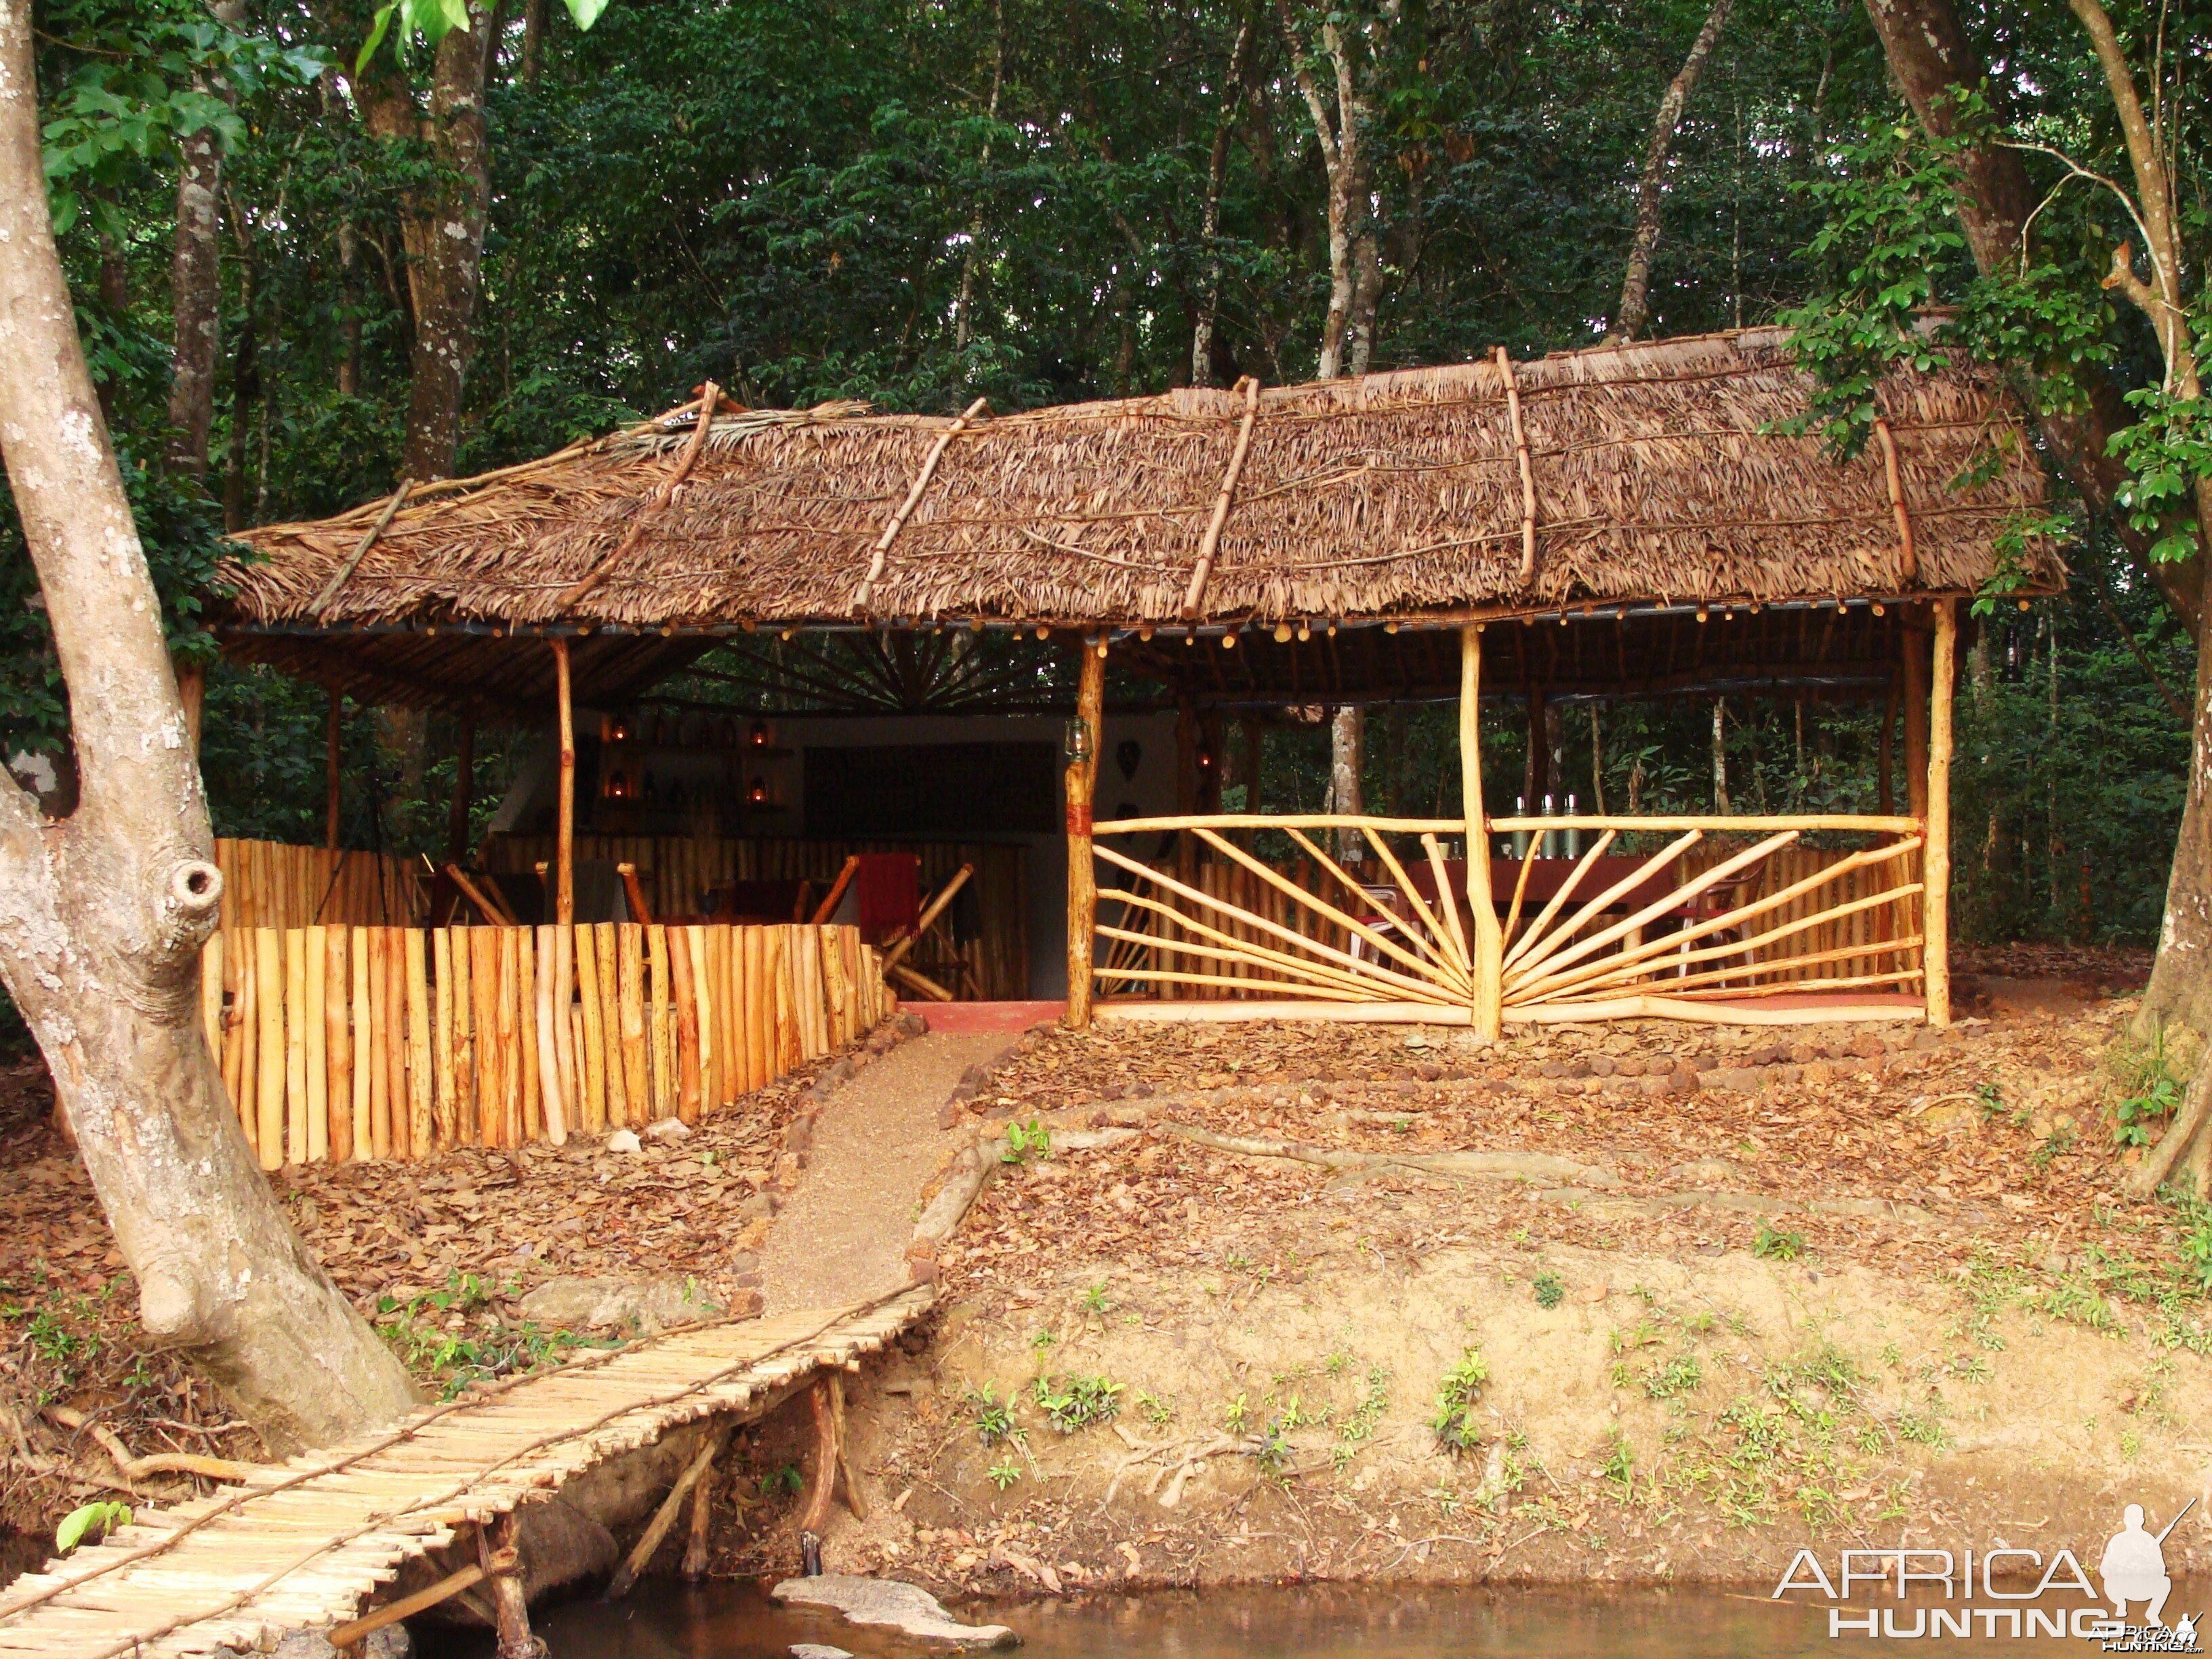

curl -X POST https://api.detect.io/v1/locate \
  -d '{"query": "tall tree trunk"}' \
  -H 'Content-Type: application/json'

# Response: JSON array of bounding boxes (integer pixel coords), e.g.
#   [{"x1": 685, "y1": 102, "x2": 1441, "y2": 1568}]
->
[
  {"x1": 1330, "y1": 704, "x2": 1363, "y2": 862},
  {"x1": 0, "y1": 0, "x2": 419, "y2": 1448},
  {"x1": 222, "y1": 238, "x2": 257, "y2": 530},
  {"x1": 396, "y1": 5, "x2": 493, "y2": 481},
  {"x1": 1861, "y1": 0, "x2": 2198, "y2": 633},
  {"x1": 953, "y1": 2, "x2": 1004, "y2": 358},
  {"x1": 520, "y1": 0, "x2": 545, "y2": 82},
  {"x1": 1190, "y1": 16, "x2": 1254, "y2": 388},
  {"x1": 1277, "y1": 0, "x2": 1395, "y2": 380},
  {"x1": 1607, "y1": 0, "x2": 1734, "y2": 344},
  {"x1": 165, "y1": 0, "x2": 245, "y2": 479}
]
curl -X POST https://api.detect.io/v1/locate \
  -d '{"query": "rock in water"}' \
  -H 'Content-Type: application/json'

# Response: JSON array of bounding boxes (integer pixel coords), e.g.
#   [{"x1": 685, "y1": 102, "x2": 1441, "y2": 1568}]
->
[
  {"x1": 772, "y1": 1575, "x2": 1019, "y2": 1648},
  {"x1": 789, "y1": 1647, "x2": 853, "y2": 1659}
]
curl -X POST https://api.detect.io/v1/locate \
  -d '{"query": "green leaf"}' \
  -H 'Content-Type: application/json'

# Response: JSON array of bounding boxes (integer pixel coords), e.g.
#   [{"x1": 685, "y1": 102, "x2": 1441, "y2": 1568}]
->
[
  {"x1": 355, "y1": 3, "x2": 396, "y2": 75},
  {"x1": 56, "y1": 1501, "x2": 130, "y2": 1554},
  {"x1": 562, "y1": 0, "x2": 609, "y2": 30}
]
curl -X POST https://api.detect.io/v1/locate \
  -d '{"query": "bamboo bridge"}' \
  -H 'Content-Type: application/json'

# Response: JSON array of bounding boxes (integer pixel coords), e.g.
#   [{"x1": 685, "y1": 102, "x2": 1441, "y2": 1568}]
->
[{"x1": 0, "y1": 1287, "x2": 931, "y2": 1659}]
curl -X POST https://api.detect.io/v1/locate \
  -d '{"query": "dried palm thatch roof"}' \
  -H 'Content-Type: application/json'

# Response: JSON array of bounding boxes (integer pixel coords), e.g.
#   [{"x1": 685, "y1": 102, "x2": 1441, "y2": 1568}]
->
[{"x1": 225, "y1": 327, "x2": 2057, "y2": 642}]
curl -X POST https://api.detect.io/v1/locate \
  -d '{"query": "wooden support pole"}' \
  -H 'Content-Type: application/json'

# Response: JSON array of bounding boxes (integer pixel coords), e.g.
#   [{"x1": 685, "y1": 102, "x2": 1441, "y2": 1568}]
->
[
  {"x1": 1064, "y1": 638, "x2": 1106, "y2": 1029},
  {"x1": 482, "y1": 1512, "x2": 539, "y2": 1659},
  {"x1": 1461, "y1": 627, "x2": 1502, "y2": 1041},
  {"x1": 798, "y1": 1377, "x2": 844, "y2": 1543},
  {"x1": 553, "y1": 638, "x2": 575, "y2": 926},
  {"x1": 1925, "y1": 599, "x2": 1955, "y2": 1027},
  {"x1": 325, "y1": 694, "x2": 343, "y2": 852},
  {"x1": 608, "y1": 1426, "x2": 729, "y2": 1600},
  {"x1": 331, "y1": 1560, "x2": 497, "y2": 1650}
]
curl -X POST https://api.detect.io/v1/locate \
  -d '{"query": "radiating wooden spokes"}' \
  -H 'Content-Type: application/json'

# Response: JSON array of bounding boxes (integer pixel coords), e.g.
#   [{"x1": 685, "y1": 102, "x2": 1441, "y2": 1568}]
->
[
  {"x1": 1089, "y1": 815, "x2": 1473, "y2": 1008},
  {"x1": 1502, "y1": 832, "x2": 1925, "y2": 1009}
]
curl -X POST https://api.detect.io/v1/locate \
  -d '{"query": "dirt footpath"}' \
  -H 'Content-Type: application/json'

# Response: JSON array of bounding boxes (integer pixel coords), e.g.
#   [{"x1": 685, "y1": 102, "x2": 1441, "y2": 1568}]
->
[{"x1": 762, "y1": 1031, "x2": 1012, "y2": 1313}]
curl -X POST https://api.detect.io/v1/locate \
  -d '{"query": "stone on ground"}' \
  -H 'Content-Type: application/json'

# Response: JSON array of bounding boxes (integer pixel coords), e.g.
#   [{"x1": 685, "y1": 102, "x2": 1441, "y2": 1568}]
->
[{"x1": 516, "y1": 1273, "x2": 719, "y2": 1334}]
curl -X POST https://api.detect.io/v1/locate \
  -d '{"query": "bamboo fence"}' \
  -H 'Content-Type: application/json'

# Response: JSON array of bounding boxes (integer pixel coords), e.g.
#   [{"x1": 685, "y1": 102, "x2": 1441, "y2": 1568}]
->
[
  {"x1": 485, "y1": 834, "x2": 1027, "y2": 998},
  {"x1": 214, "y1": 840, "x2": 424, "y2": 931},
  {"x1": 195, "y1": 922, "x2": 886, "y2": 1168}
]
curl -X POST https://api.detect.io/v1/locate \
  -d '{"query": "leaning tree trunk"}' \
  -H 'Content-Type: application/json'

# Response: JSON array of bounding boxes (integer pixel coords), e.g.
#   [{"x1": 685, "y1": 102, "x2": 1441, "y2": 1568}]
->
[
  {"x1": 0, "y1": 0, "x2": 419, "y2": 1450},
  {"x1": 1607, "y1": 0, "x2": 1733, "y2": 344}
]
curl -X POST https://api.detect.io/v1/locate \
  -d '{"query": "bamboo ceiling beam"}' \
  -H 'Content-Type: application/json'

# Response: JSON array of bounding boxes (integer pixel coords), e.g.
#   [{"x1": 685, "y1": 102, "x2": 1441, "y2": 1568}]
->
[
  {"x1": 1181, "y1": 375, "x2": 1263, "y2": 620},
  {"x1": 554, "y1": 383, "x2": 721, "y2": 611},
  {"x1": 1494, "y1": 348, "x2": 1538, "y2": 583},
  {"x1": 854, "y1": 396, "x2": 990, "y2": 613}
]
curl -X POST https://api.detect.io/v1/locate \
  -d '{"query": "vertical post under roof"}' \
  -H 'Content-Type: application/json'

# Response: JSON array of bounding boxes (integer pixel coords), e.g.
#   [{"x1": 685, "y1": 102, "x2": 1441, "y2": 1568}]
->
[
  {"x1": 1461, "y1": 626, "x2": 1502, "y2": 1041},
  {"x1": 1064, "y1": 638, "x2": 1106, "y2": 1029},
  {"x1": 1924, "y1": 600, "x2": 1955, "y2": 1027},
  {"x1": 552, "y1": 639, "x2": 575, "y2": 926}
]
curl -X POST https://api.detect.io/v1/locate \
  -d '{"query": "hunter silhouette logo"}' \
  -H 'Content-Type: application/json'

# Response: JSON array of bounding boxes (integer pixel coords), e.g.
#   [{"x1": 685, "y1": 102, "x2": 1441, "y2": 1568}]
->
[{"x1": 2100, "y1": 1501, "x2": 2186, "y2": 1627}]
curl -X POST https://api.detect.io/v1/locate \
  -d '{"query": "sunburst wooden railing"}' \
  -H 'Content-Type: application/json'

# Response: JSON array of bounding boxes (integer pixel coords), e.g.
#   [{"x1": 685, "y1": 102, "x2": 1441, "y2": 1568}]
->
[
  {"x1": 1090, "y1": 815, "x2": 1473, "y2": 1019},
  {"x1": 1486, "y1": 815, "x2": 1925, "y2": 1021},
  {"x1": 1088, "y1": 812, "x2": 1925, "y2": 1026}
]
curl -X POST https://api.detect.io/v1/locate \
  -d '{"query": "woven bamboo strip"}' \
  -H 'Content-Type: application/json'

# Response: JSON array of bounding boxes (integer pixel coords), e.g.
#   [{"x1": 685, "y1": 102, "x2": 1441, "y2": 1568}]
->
[
  {"x1": 741, "y1": 927, "x2": 769, "y2": 1093},
  {"x1": 449, "y1": 926, "x2": 472, "y2": 1150},
  {"x1": 533, "y1": 928, "x2": 558, "y2": 1145},
  {"x1": 406, "y1": 930, "x2": 433, "y2": 1155},
  {"x1": 471, "y1": 930, "x2": 503, "y2": 1151},
  {"x1": 253, "y1": 931, "x2": 284, "y2": 1172},
  {"x1": 594, "y1": 922, "x2": 626, "y2": 1128},
  {"x1": 364, "y1": 930, "x2": 389, "y2": 1159},
  {"x1": 432, "y1": 930, "x2": 455, "y2": 1147},
  {"x1": 386, "y1": 929, "x2": 412, "y2": 1158},
  {"x1": 350, "y1": 928, "x2": 373, "y2": 1159},
  {"x1": 668, "y1": 928, "x2": 700, "y2": 1123},
  {"x1": 647, "y1": 925, "x2": 673, "y2": 1120},
  {"x1": 573, "y1": 923, "x2": 607, "y2": 1134},
  {"x1": 551, "y1": 926, "x2": 577, "y2": 1138},
  {"x1": 325, "y1": 928, "x2": 351, "y2": 1163},
  {"x1": 496, "y1": 928, "x2": 522, "y2": 1149},
  {"x1": 303, "y1": 928, "x2": 329, "y2": 1164},
  {"x1": 618, "y1": 924, "x2": 648, "y2": 1120}
]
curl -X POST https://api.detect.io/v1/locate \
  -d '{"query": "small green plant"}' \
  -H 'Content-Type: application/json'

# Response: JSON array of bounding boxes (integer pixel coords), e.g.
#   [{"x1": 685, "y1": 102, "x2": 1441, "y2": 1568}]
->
[
  {"x1": 1031, "y1": 1372, "x2": 1122, "y2": 1433},
  {"x1": 1334, "y1": 1365, "x2": 1391, "y2": 1467},
  {"x1": 55, "y1": 1500, "x2": 131, "y2": 1553},
  {"x1": 1753, "y1": 1223, "x2": 1806, "y2": 1263},
  {"x1": 2176, "y1": 1199, "x2": 2212, "y2": 1294},
  {"x1": 768, "y1": 1462, "x2": 805, "y2": 1495},
  {"x1": 967, "y1": 1386, "x2": 1015, "y2": 1446},
  {"x1": 1975, "y1": 1081, "x2": 2005, "y2": 1121},
  {"x1": 1080, "y1": 1282, "x2": 1110, "y2": 1314},
  {"x1": 1223, "y1": 1391, "x2": 1250, "y2": 1434},
  {"x1": 1253, "y1": 1416, "x2": 1295, "y2": 1469},
  {"x1": 1896, "y1": 1404, "x2": 1950, "y2": 1447},
  {"x1": 1029, "y1": 1328, "x2": 1057, "y2": 1352},
  {"x1": 1136, "y1": 1389, "x2": 1174, "y2": 1426},
  {"x1": 1001, "y1": 1120, "x2": 1050, "y2": 1164},
  {"x1": 1599, "y1": 1433, "x2": 1636, "y2": 1491},
  {"x1": 2114, "y1": 1025, "x2": 2187, "y2": 1147},
  {"x1": 987, "y1": 1458, "x2": 1023, "y2": 1490},
  {"x1": 1532, "y1": 1271, "x2": 1565, "y2": 1309},
  {"x1": 1429, "y1": 1348, "x2": 1490, "y2": 1454},
  {"x1": 1643, "y1": 1354, "x2": 1703, "y2": 1399},
  {"x1": 2030, "y1": 1124, "x2": 2077, "y2": 1170}
]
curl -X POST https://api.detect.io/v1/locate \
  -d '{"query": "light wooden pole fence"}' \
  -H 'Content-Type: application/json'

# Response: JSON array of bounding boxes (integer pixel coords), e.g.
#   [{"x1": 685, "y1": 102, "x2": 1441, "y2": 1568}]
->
[{"x1": 198, "y1": 920, "x2": 887, "y2": 1167}]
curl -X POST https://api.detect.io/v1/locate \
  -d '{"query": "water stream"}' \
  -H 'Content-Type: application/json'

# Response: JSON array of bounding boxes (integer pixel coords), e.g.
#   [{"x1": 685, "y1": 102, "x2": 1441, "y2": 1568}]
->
[{"x1": 419, "y1": 1577, "x2": 2206, "y2": 1656}]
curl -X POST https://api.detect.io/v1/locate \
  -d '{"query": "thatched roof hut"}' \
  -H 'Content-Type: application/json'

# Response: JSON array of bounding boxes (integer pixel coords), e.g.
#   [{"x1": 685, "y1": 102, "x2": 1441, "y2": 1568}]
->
[{"x1": 220, "y1": 327, "x2": 2058, "y2": 715}]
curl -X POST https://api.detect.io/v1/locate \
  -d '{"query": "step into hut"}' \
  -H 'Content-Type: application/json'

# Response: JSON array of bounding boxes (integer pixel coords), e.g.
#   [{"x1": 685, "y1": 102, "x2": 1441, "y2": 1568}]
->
[{"x1": 210, "y1": 325, "x2": 2058, "y2": 1148}]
